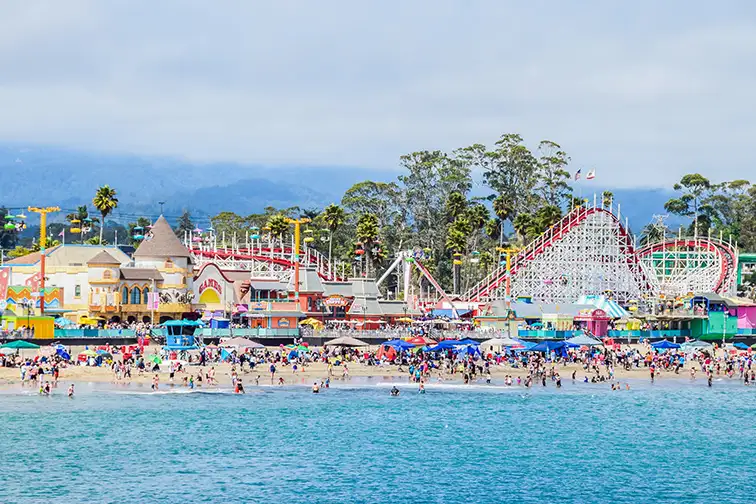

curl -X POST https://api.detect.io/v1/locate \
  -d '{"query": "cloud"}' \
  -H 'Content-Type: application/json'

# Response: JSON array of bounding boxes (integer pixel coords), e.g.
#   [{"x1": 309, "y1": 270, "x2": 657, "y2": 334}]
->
[{"x1": 0, "y1": 0, "x2": 754, "y2": 188}]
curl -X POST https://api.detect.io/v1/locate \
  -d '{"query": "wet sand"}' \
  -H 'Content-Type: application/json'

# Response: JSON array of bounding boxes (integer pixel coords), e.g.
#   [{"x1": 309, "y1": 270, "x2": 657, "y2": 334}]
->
[{"x1": 0, "y1": 359, "x2": 704, "y2": 389}]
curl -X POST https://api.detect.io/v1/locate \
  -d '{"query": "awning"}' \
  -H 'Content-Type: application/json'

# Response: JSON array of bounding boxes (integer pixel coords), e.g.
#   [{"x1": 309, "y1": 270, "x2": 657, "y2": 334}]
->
[
  {"x1": 430, "y1": 309, "x2": 471, "y2": 318},
  {"x1": 249, "y1": 280, "x2": 288, "y2": 291}
]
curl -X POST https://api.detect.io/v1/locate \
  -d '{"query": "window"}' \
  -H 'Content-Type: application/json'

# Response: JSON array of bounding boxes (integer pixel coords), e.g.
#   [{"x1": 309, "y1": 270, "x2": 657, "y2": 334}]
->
[
  {"x1": 103, "y1": 270, "x2": 113, "y2": 280},
  {"x1": 130, "y1": 287, "x2": 141, "y2": 305},
  {"x1": 121, "y1": 286, "x2": 129, "y2": 304},
  {"x1": 74, "y1": 285, "x2": 81, "y2": 298},
  {"x1": 142, "y1": 287, "x2": 150, "y2": 305}
]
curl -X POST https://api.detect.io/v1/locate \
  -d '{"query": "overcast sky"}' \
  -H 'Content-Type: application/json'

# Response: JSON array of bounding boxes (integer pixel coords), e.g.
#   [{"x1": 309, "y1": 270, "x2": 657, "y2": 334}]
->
[{"x1": 0, "y1": 1, "x2": 754, "y2": 188}]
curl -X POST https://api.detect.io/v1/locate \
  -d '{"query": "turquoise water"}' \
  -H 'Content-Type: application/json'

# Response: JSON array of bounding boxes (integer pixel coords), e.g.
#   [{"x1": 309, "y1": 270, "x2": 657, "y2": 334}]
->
[{"x1": 0, "y1": 379, "x2": 754, "y2": 503}]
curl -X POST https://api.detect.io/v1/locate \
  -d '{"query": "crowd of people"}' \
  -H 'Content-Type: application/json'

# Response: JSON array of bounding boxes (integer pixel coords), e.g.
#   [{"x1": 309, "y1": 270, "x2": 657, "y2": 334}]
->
[{"x1": 2, "y1": 333, "x2": 755, "y2": 395}]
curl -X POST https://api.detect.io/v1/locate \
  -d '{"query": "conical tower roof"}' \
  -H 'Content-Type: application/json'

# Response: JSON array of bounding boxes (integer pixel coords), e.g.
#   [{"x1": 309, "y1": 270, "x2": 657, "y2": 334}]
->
[
  {"x1": 87, "y1": 250, "x2": 122, "y2": 265},
  {"x1": 133, "y1": 215, "x2": 191, "y2": 258}
]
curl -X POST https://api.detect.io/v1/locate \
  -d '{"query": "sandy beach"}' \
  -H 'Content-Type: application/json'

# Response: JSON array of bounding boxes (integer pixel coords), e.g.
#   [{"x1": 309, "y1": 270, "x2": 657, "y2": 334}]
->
[{"x1": 0, "y1": 354, "x2": 705, "y2": 389}]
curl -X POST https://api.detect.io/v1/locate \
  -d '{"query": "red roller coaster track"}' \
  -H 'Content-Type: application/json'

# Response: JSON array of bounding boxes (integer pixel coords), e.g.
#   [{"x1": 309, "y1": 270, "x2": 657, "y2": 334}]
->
[
  {"x1": 635, "y1": 238, "x2": 736, "y2": 294},
  {"x1": 190, "y1": 247, "x2": 337, "y2": 280}
]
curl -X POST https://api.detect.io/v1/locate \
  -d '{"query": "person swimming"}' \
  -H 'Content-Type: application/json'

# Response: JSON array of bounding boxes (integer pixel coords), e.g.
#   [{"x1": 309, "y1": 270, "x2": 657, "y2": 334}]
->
[
  {"x1": 312, "y1": 382, "x2": 320, "y2": 394},
  {"x1": 418, "y1": 382, "x2": 425, "y2": 394},
  {"x1": 68, "y1": 384, "x2": 75, "y2": 398},
  {"x1": 390, "y1": 386, "x2": 400, "y2": 396}
]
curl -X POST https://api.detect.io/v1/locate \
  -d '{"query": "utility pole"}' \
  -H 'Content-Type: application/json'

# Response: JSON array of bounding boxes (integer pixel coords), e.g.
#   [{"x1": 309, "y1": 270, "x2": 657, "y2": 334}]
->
[
  {"x1": 28, "y1": 206, "x2": 60, "y2": 316},
  {"x1": 285, "y1": 217, "x2": 311, "y2": 306}
]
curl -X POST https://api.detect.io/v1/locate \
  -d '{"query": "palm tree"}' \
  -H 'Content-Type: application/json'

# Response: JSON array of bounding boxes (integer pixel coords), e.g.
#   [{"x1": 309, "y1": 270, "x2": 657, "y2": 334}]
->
[
  {"x1": 513, "y1": 214, "x2": 532, "y2": 242},
  {"x1": 640, "y1": 222, "x2": 668, "y2": 247},
  {"x1": 479, "y1": 250, "x2": 494, "y2": 278},
  {"x1": 533, "y1": 205, "x2": 562, "y2": 235},
  {"x1": 601, "y1": 191, "x2": 614, "y2": 209},
  {"x1": 92, "y1": 185, "x2": 119, "y2": 244},
  {"x1": 266, "y1": 214, "x2": 289, "y2": 254},
  {"x1": 445, "y1": 216, "x2": 471, "y2": 294},
  {"x1": 356, "y1": 213, "x2": 380, "y2": 277},
  {"x1": 321, "y1": 203, "x2": 345, "y2": 274},
  {"x1": 445, "y1": 192, "x2": 467, "y2": 220},
  {"x1": 492, "y1": 195, "x2": 514, "y2": 245}
]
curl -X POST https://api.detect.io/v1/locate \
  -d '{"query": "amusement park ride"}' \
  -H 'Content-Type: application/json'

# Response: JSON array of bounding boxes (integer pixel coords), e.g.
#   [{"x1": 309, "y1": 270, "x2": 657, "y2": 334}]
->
[{"x1": 182, "y1": 196, "x2": 740, "y2": 312}]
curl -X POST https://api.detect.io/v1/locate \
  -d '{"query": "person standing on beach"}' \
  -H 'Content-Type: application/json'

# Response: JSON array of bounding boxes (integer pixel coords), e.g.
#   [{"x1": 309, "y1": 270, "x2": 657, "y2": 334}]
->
[
  {"x1": 270, "y1": 363, "x2": 277, "y2": 384},
  {"x1": 68, "y1": 384, "x2": 74, "y2": 397},
  {"x1": 152, "y1": 374, "x2": 159, "y2": 391}
]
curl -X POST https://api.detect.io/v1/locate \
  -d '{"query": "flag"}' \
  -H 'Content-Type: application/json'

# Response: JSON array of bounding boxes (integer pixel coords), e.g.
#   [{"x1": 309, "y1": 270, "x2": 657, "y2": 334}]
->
[
  {"x1": 586, "y1": 169, "x2": 596, "y2": 180},
  {"x1": 148, "y1": 292, "x2": 160, "y2": 310},
  {"x1": 574, "y1": 169, "x2": 581, "y2": 180},
  {"x1": 58, "y1": 230, "x2": 65, "y2": 237},
  {"x1": 0, "y1": 267, "x2": 9, "y2": 306}
]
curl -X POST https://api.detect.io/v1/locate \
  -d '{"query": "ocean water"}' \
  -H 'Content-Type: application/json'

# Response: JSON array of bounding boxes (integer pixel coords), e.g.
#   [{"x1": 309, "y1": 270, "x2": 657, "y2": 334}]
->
[{"x1": 0, "y1": 378, "x2": 754, "y2": 504}]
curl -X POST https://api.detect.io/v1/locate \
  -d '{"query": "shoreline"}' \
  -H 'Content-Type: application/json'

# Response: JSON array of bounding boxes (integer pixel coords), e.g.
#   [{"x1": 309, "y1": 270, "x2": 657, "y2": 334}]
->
[{"x1": 0, "y1": 360, "x2": 742, "y2": 391}]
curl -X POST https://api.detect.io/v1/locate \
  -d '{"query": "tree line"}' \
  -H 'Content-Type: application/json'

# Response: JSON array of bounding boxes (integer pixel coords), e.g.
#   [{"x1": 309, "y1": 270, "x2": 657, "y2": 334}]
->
[{"x1": 2, "y1": 136, "x2": 755, "y2": 298}]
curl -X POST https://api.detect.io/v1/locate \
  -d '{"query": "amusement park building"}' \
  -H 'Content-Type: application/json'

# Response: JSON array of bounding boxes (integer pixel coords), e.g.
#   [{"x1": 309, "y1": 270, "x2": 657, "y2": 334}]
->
[{"x1": 0, "y1": 216, "x2": 197, "y2": 323}]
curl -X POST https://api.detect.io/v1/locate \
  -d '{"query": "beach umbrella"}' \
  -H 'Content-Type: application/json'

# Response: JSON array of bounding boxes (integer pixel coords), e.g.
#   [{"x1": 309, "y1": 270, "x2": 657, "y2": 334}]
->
[
  {"x1": 651, "y1": 340, "x2": 681, "y2": 350},
  {"x1": 733, "y1": 342, "x2": 750, "y2": 350},
  {"x1": 528, "y1": 341, "x2": 568, "y2": 352},
  {"x1": 96, "y1": 350, "x2": 113, "y2": 358},
  {"x1": 299, "y1": 318, "x2": 324, "y2": 329},
  {"x1": 396, "y1": 317, "x2": 414, "y2": 323},
  {"x1": 147, "y1": 354, "x2": 162, "y2": 364},
  {"x1": 456, "y1": 338, "x2": 479, "y2": 346},
  {"x1": 222, "y1": 337, "x2": 261, "y2": 348},
  {"x1": 79, "y1": 349, "x2": 97, "y2": 357},
  {"x1": 381, "y1": 339, "x2": 416, "y2": 350},
  {"x1": 407, "y1": 336, "x2": 437, "y2": 346},
  {"x1": 565, "y1": 334, "x2": 603, "y2": 347},
  {"x1": 56, "y1": 349, "x2": 71, "y2": 360},
  {"x1": 323, "y1": 336, "x2": 370, "y2": 347},
  {"x1": 1, "y1": 340, "x2": 40, "y2": 350},
  {"x1": 481, "y1": 337, "x2": 523, "y2": 350}
]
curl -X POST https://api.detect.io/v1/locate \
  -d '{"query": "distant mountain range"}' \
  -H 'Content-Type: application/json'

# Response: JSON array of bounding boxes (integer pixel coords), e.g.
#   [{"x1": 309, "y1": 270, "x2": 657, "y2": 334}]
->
[{"x1": 0, "y1": 143, "x2": 683, "y2": 232}]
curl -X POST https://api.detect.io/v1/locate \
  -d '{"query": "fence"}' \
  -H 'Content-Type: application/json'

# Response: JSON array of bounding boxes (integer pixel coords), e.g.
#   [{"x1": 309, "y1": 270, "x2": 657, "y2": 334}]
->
[
  {"x1": 53, "y1": 329, "x2": 137, "y2": 339},
  {"x1": 517, "y1": 329, "x2": 692, "y2": 340}
]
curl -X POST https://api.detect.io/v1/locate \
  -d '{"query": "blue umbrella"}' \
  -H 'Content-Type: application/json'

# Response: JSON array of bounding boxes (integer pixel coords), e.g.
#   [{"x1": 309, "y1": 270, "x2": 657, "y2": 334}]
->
[
  {"x1": 651, "y1": 340, "x2": 681, "y2": 349},
  {"x1": 456, "y1": 338, "x2": 480, "y2": 346},
  {"x1": 56, "y1": 349, "x2": 71, "y2": 360},
  {"x1": 733, "y1": 342, "x2": 749, "y2": 350},
  {"x1": 381, "y1": 339, "x2": 416, "y2": 350},
  {"x1": 529, "y1": 341, "x2": 568, "y2": 352}
]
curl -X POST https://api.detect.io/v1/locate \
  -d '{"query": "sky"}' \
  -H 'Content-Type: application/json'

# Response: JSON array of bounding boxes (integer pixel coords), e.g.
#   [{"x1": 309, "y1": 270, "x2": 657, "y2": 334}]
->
[{"x1": 0, "y1": 0, "x2": 754, "y2": 188}]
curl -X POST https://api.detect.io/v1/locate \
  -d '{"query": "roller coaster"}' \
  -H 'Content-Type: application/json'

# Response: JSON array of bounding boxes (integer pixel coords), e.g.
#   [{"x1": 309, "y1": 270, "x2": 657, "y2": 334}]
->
[
  {"x1": 464, "y1": 203, "x2": 738, "y2": 304},
  {"x1": 186, "y1": 200, "x2": 739, "y2": 307}
]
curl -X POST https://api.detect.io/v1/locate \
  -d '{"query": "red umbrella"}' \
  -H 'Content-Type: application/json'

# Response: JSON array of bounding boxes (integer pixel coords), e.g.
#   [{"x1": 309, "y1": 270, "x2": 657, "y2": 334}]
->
[{"x1": 407, "y1": 336, "x2": 437, "y2": 346}]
